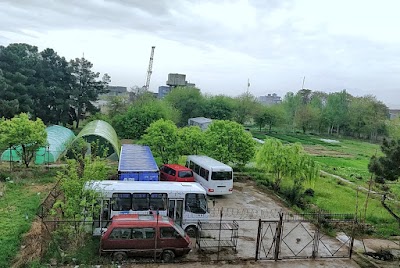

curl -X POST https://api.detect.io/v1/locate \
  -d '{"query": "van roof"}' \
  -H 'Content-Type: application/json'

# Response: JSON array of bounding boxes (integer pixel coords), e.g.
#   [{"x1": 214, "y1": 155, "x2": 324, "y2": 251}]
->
[
  {"x1": 163, "y1": 164, "x2": 192, "y2": 171},
  {"x1": 111, "y1": 214, "x2": 173, "y2": 227}
]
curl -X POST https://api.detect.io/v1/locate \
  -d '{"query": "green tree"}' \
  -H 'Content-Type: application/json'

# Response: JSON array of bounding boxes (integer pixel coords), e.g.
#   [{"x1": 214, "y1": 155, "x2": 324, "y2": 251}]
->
[
  {"x1": 69, "y1": 57, "x2": 110, "y2": 128},
  {"x1": 204, "y1": 120, "x2": 255, "y2": 167},
  {"x1": 256, "y1": 139, "x2": 319, "y2": 190},
  {"x1": 294, "y1": 105, "x2": 320, "y2": 133},
  {"x1": 0, "y1": 43, "x2": 40, "y2": 118},
  {"x1": 202, "y1": 95, "x2": 235, "y2": 120},
  {"x1": 369, "y1": 138, "x2": 400, "y2": 182},
  {"x1": 141, "y1": 119, "x2": 181, "y2": 164},
  {"x1": 0, "y1": 113, "x2": 47, "y2": 167},
  {"x1": 112, "y1": 98, "x2": 179, "y2": 139},
  {"x1": 282, "y1": 92, "x2": 302, "y2": 132},
  {"x1": 164, "y1": 86, "x2": 204, "y2": 126},
  {"x1": 179, "y1": 126, "x2": 205, "y2": 155},
  {"x1": 232, "y1": 92, "x2": 260, "y2": 124},
  {"x1": 52, "y1": 152, "x2": 110, "y2": 248},
  {"x1": 254, "y1": 105, "x2": 285, "y2": 132},
  {"x1": 324, "y1": 90, "x2": 351, "y2": 135},
  {"x1": 33, "y1": 48, "x2": 73, "y2": 125},
  {"x1": 386, "y1": 117, "x2": 400, "y2": 140}
]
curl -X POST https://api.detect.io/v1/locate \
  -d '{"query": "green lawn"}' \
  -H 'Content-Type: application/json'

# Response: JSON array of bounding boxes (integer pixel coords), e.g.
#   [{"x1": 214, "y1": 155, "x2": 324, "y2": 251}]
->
[
  {"x1": 0, "y1": 168, "x2": 56, "y2": 268},
  {"x1": 251, "y1": 130, "x2": 400, "y2": 237}
]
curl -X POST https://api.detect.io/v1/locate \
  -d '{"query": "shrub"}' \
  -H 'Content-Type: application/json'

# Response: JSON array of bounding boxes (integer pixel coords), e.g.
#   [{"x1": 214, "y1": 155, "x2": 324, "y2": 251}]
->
[{"x1": 304, "y1": 188, "x2": 315, "y2": 197}]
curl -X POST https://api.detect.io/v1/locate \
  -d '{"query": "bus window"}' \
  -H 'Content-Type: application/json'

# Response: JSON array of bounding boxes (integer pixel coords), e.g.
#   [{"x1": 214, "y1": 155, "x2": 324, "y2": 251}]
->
[
  {"x1": 112, "y1": 193, "x2": 131, "y2": 211},
  {"x1": 189, "y1": 161, "x2": 195, "y2": 170},
  {"x1": 194, "y1": 164, "x2": 200, "y2": 174},
  {"x1": 150, "y1": 193, "x2": 167, "y2": 210},
  {"x1": 132, "y1": 193, "x2": 150, "y2": 211},
  {"x1": 185, "y1": 193, "x2": 207, "y2": 214},
  {"x1": 200, "y1": 167, "x2": 208, "y2": 180},
  {"x1": 211, "y1": 171, "x2": 232, "y2": 180}
]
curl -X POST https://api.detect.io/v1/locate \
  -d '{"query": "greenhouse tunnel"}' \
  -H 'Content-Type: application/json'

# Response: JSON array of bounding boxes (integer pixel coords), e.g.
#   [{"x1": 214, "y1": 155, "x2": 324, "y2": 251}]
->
[
  {"x1": 71, "y1": 120, "x2": 120, "y2": 158},
  {"x1": 35, "y1": 125, "x2": 76, "y2": 164},
  {"x1": 1, "y1": 125, "x2": 76, "y2": 164}
]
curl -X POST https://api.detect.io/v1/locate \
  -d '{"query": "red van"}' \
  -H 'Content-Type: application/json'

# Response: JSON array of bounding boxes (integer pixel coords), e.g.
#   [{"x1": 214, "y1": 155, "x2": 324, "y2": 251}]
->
[
  {"x1": 100, "y1": 214, "x2": 191, "y2": 262},
  {"x1": 159, "y1": 164, "x2": 195, "y2": 182}
]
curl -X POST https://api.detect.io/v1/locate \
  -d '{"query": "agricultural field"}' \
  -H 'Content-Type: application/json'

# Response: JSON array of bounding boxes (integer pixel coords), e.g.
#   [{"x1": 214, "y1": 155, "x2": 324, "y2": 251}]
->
[{"x1": 251, "y1": 130, "x2": 400, "y2": 237}]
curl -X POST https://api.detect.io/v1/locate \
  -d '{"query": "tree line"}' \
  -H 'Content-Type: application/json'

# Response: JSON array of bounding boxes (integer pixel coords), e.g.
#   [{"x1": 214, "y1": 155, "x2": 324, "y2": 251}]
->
[{"x1": 0, "y1": 43, "x2": 110, "y2": 128}]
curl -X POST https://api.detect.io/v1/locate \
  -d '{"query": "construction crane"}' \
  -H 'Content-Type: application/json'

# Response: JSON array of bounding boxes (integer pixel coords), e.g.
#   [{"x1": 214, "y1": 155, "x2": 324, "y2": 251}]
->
[{"x1": 144, "y1": 46, "x2": 155, "y2": 91}]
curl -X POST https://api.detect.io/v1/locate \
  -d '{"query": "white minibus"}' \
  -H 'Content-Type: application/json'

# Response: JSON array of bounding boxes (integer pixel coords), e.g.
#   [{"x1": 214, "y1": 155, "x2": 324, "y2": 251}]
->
[
  {"x1": 86, "y1": 180, "x2": 208, "y2": 237},
  {"x1": 186, "y1": 155, "x2": 233, "y2": 195}
]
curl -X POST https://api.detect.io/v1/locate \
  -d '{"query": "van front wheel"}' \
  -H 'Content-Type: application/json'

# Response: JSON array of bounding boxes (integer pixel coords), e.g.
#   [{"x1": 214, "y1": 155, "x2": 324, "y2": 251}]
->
[
  {"x1": 162, "y1": 250, "x2": 175, "y2": 262},
  {"x1": 113, "y1": 251, "x2": 127, "y2": 262},
  {"x1": 185, "y1": 226, "x2": 197, "y2": 237}
]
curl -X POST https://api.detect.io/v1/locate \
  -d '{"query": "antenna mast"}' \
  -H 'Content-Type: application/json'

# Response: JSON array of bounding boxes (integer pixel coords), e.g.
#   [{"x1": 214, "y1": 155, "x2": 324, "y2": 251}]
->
[{"x1": 144, "y1": 46, "x2": 156, "y2": 91}]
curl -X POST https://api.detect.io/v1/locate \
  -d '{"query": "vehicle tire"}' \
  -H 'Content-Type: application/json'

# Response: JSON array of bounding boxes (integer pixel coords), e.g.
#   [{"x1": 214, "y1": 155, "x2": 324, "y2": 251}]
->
[
  {"x1": 113, "y1": 251, "x2": 127, "y2": 262},
  {"x1": 185, "y1": 226, "x2": 197, "y2": 238},
  {"x1": 162, "y1": 249, "x2": 175, "y2": 262}
]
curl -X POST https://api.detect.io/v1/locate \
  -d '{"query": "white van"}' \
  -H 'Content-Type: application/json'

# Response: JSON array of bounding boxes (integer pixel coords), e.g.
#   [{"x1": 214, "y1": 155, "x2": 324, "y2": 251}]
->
[{"x1": 186, "y1": 155, "x2": 233, "y2": 195}]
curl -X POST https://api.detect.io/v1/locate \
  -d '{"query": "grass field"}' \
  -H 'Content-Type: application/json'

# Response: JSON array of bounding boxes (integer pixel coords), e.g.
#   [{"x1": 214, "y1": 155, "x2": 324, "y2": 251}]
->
[
  {"x1": 251, "y1": 130, "x2": 400, "y2": 237},
  {"x1": 0, "y1": 167, "x2": 57, "y2": 268}
]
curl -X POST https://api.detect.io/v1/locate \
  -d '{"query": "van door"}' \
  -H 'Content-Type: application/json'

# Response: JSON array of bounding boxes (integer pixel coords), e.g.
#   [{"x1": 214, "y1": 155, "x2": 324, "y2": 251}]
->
[{"x1": 168, "y1": 199, "x2": 183, "y2": 226}]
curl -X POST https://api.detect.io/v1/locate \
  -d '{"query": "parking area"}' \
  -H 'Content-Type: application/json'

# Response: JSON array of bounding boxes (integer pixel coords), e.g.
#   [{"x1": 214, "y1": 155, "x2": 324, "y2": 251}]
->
[{"x1": 181, "y1": 180, "x2": 360, "y2": 267}]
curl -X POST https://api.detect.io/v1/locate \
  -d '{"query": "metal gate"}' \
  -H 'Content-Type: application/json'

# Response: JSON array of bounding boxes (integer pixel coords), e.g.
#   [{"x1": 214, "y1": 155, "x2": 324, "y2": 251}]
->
[{"x1": 256, "y1": 212, "x2": 354, "y2": 261}]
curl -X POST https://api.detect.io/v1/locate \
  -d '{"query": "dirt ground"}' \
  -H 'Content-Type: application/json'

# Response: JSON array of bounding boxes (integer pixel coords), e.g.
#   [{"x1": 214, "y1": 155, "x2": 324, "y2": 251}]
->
[
  {"x1": 175, "y1": 180, "x2": 361, "y2": 267},
  {"x1": 20, "y1": 180, "x2": 400, "y2": 267}
]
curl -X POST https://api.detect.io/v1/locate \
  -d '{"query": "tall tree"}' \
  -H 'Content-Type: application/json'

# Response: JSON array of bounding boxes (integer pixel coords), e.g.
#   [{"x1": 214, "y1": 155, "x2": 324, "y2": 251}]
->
[
  {"x1": 368, "y1": 138, "x2": 400, "y2": 182},
  {"x1": 201, "y1": 95, "x2": 235, "y2": 120},
  {"x1": 69, "y1": 57, "x2": 109, "y2": 128},
  {"x1": 232, "y1": 91, "x2": 260, "y2": 124},
  {"x1": 112, "y1": 98, "x2": 179, "y2": 139},
  {"x1": 204, "y1": 120, "x2": 255, "y2": 167},
  {"x1": 164, "y1": 86, "x2": 204, "y2": 126},
  {"x1": 179, "y1": 126, "x2": 205, "y2": 155},
  {"x1": 324, "y1": 90, "x2": 351, "y2": 135},
  {"x1": 33, "y1": 48, "x2": 73, "y2": 125},
  {"x1": 282, "y1": 92, "x2": 302, "y2": 132},
  {"x1": 140, "y1": 119, "x2": 181, "y2": 164},
  {"x1": 0, "y1": 113, "x2": 47, "y2": 167},
  {"x1": 0, "y1": 43, "x2": 40, "y2": 118}
]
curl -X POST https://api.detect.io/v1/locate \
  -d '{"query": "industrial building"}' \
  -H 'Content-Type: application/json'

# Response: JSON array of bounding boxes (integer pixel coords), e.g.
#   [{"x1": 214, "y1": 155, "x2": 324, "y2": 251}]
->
[
  {"x1": 158, "y1": 73, "x2": 196, "y2": 98},
  {"x1": 257, "y1": 93, "x2": 282, "y2": 105}
]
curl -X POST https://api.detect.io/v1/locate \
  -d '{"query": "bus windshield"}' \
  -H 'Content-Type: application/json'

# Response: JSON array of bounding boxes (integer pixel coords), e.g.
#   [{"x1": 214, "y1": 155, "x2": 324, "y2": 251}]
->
[
  {"x1": 185, "y1": 193, "x2": 207, "y2": 214},
  {"x1": 211, "y1": 171, "x2": 232, "y2": 180}
]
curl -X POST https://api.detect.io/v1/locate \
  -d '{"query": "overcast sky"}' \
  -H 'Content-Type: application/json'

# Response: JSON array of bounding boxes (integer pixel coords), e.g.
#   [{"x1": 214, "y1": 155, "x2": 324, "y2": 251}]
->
[{"x1": 1, "y1": 0, "x2": 400, "y2": 108}]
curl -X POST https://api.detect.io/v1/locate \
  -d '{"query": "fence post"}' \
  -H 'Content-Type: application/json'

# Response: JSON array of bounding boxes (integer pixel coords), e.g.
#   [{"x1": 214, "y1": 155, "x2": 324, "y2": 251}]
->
[
  {"x1": 312, "y1": 212, "x2": 320, "y2": 258},
  {"x1": 274, "y1": 212, "x2": 283, "y2": 261},
  {"x1": 255, "y1": 219, "x2": 262, "y2": 261},
  {"x1": 349, "y1": 216, "x2": 356, "y2": 259}
]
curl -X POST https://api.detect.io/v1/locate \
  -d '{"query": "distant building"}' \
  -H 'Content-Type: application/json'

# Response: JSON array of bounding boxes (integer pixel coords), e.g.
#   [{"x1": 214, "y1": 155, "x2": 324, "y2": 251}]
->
[
  {"x1": 158, "y1": 73, "x2": 197, "y2": 98},
  {"x1": 188, "y1": 117, "x2": 213, "y2": 131},
  {"x1": 258, "y1": 93, "x2": 282, "y2": 105},
  {"x1": 105, "y1": 86, "x2": 128, "y2": 97},
  {"x1": 389, "y1": 109, "x2": 400, "y2": 120},
  {"x1": 158, "y1": 86, "x2": 171, "y2": 99}
]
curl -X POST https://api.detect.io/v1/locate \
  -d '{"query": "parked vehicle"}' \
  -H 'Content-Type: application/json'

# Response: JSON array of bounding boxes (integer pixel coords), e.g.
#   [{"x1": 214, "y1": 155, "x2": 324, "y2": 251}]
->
[
  {"x1": 118, "y1": 144, "x2": 159, "y2": 181},
  {"x1": 100, "y1": 213, "x2": 191, "y2": 262},
  {"x1": 160, "y1": 164, "x2": 195, "y2": 182},
  {"x1": 186, "y1": 155, "x2": 233, "y2": 195},
  {"x1": 87, "y1": 180, "x2": 209, "y2": 237}
]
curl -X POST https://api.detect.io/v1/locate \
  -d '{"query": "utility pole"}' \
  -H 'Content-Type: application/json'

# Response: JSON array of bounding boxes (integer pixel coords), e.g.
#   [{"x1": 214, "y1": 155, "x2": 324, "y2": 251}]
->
[{"x1": 144, "y1": 46, "x2": 156, "y2": 91}]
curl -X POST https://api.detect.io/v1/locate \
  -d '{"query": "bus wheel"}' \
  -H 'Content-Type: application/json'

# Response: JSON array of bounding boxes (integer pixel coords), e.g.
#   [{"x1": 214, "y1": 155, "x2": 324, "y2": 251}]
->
[
  {"x1": 185, "y1": 226, "x2": 197, "y2": 238},
  {"x1": 113, "y1": 251, "x2": 127, "y2": 262},
  {"x1": 162, "y1": 250, "x2": 175, "y2": 262}
]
